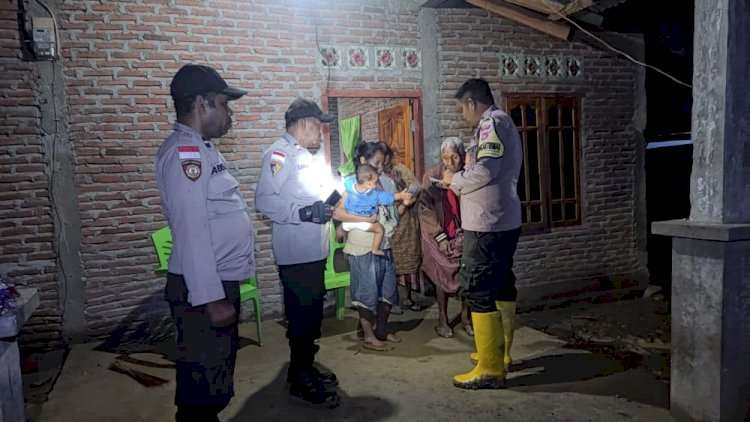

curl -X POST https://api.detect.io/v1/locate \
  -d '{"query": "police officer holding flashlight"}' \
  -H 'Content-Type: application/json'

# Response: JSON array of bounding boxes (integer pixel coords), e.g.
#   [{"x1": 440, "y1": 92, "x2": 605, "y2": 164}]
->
[{"x1": 255, "y1": 98, "x2": 340, "y2": 407}]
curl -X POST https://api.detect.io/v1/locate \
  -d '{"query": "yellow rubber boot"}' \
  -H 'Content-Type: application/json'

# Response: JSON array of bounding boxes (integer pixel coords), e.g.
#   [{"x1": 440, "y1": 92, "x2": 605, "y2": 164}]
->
[
  {"x1": 453, "y1": 311, "x2": 506, "y2": 389},
  {"x1": 496, "y1": 301, "x2": 516, "y2": 371},
  {"x1": 469, "y1": 301, "x2": 516, "y2": 371}
]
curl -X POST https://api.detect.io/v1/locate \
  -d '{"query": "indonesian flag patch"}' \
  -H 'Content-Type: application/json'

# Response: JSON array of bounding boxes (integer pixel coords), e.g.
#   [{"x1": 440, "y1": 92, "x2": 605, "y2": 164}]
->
[
  {"x1": 178, "y1": 145, "x2": 200, "y2": 160},
  {"x1": 181, "y1": 160, "x2": 202, "y2": 181}
]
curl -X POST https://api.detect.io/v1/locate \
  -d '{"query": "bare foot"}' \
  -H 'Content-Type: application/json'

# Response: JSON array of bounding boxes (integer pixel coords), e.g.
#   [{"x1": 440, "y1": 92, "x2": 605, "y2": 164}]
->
[
  {"x1": 372, "y1": 249, "x2": 385, "y2": 256},
  {"x1": 362, "y1": 336, "x2": 394, "y2": 351},
  {"x1": 435, "y1": 325, "x2": 454, "y2": 338}
]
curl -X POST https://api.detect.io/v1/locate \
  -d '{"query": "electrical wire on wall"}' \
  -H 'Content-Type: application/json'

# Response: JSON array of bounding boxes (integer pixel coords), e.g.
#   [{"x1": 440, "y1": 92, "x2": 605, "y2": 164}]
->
[
  {"x1": 312, "y1": 0, "x2": 332, "y2": 98},
  {"x1": 25, "y1": 0, "x2": 70, "y2": 320},
  {"x1": 536, "y1": 0, "x2": 692, "y2": 88}
]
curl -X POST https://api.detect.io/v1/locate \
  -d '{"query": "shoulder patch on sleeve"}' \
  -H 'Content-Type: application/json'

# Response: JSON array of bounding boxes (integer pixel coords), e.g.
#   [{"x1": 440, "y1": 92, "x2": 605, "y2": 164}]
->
[
  {"x1": 181, "y1": 160, "x2": 202, "y2": 181},
  {"x1": 270, "y1": 161, "x2": 283, "y2": 176},
  {"x1": 477, "y1": 117, "x2": 504, "y2": 159},
  {"x1": 177, "y1": 145, "x2": 201, "y2": 160},
  {"x1": 271, "y1": 150, "x2": 286, "y2": 163}
]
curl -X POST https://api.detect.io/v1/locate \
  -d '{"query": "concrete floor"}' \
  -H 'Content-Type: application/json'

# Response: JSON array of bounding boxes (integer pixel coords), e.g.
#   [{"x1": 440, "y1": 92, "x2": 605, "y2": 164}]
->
[{"x1": 36, "y1": 302, "x2": 673, "y2": 422}]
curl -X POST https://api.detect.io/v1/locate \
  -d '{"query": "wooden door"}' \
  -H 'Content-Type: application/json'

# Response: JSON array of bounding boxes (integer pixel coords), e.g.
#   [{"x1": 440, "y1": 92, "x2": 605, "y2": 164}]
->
[{"x1": 377, "y1": 99, "x2": 413, "y2": 171}]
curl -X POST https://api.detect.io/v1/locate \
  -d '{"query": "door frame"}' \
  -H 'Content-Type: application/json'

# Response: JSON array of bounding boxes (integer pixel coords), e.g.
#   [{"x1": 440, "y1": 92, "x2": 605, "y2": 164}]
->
[{"x1": 321, "y1": 89, "x2": 424, "y2": 180}]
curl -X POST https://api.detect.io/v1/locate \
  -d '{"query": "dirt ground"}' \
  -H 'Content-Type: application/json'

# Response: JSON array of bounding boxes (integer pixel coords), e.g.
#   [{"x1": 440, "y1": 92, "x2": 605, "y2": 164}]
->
[
  {"x1": 22, "y1": 290, "x2": 673, "y2": 422},
  {"x1": 517, "y1": 291, "x2": 672, "y2": 409}
]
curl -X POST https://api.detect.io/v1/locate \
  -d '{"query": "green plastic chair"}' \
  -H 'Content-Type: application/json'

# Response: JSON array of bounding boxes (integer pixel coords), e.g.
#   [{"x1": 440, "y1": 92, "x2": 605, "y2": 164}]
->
[
  {"x1": 324, "y1": 223, "x2": 350, "y2": 320},
  {"x1": 150, "y1": 226, "x2": 263, "y2": 346}
]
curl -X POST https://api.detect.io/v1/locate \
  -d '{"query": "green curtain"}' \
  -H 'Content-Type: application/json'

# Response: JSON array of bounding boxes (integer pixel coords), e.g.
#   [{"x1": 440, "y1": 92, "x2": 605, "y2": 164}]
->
[{"x1": 337, "y1": 116, "x2": 361, "y2": 177}]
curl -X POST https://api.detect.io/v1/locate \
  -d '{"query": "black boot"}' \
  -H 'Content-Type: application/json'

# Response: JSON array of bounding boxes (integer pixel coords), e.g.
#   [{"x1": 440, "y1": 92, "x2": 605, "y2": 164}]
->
[
  {"x1": 309, "y1": 366, "x2": 338, "y2": 387},
  {"x1": 309, "y1": 343, "x2": 338, "y2": 386},
  {"x1": 287, "y1": 342, "x2": 338, "y2": 387},
  {"x1": 289, "y1": 369, "x2": 340, "y2": 408}
]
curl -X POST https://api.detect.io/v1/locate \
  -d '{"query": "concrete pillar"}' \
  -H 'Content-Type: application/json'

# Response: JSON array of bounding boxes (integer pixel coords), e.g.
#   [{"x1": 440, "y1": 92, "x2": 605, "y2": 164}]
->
[
  {"x1": 419, "y1": 8, "x2": 441, "y2": 167},
  {"x1": 652, "y1": 0, "x2": 750, "y2": 420}
]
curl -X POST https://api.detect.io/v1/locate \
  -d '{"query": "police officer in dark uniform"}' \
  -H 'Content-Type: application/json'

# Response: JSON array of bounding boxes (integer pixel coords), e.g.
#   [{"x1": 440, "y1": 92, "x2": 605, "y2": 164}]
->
[
  {"x1": 255, "y1": 98, "x2": 340, "y2": 407},
  {"x1": 441, "y1": 78, "x2": 523, "y2": 390},
  {"x1": 155, "y1": 64, "x2": 255, "y2": 421}
]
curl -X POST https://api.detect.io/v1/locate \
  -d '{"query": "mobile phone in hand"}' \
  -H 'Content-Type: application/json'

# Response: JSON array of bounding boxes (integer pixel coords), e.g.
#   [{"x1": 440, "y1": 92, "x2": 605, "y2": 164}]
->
[
  {"x1": 429, "y1": 177, "x2": 442, "y2": 185},
  {"x1": 325, "y1": 190, "x2": 342, "y2": 206}
]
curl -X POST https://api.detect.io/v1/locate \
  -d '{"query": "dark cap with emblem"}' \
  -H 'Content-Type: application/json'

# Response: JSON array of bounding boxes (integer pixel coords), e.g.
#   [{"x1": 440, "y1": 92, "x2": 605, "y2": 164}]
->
[
  {"x1": 284, "y1": 97, "x2": 334, "y2": 126},
  {"x1": 170, "y1": 64, "x2": 247, "y2": 100}
]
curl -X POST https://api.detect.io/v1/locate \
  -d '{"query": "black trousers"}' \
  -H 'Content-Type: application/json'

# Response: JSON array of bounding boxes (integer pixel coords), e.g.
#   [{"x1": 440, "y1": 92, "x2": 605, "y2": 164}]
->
[
  {"x1": 460, "y1": 228, "x2": 521, "y2": 313},
  {"x1": 278, "y1": 259, "x2": 327, "y2": 382},
  {"x1": 165, "y1": 274, "x2": 240, "y2": 420}
]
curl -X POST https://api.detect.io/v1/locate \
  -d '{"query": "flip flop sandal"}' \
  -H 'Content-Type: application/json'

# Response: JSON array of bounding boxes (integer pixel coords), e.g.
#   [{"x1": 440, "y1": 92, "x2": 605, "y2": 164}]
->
[
  {"x1": 377, "y1": 333, "x2": 402, "y2": 343},
  {"x1": 362, "y1": 341, "x2": 395, "y2": 352},
  {"x1": 434, "y1": 325, "x2": 455, "y2": 338},
  {"x1": 409, "y1": 302, "x2": 425, "y2": 312}
]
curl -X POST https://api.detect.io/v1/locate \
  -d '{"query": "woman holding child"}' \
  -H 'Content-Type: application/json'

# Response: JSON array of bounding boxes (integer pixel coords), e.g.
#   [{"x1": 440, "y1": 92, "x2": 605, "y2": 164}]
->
[
  {"x1": 333, "y1": 142, "x2": 413, "y2": 351},
  {"x1": 419, "y1": 137, "x2": 473, "y2": 338}
]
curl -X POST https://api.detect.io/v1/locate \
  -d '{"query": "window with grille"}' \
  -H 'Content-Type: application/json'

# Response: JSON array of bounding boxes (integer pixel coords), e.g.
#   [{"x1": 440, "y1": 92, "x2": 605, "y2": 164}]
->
[{"x1": 504, "y1": 95, "x2": 582, "y2": 232}]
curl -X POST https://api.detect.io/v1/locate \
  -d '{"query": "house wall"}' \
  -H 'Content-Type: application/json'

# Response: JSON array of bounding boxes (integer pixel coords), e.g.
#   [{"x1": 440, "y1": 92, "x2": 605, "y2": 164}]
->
[
  {"x1": 435, "y1": 9, "x2": 646, "y2": 299},
  {"x1": 0, "y1": 1, "x2": 64, "y2": 348},
  {"x1": 0, "y1": 0, "x2": 646, "y2": 344}
]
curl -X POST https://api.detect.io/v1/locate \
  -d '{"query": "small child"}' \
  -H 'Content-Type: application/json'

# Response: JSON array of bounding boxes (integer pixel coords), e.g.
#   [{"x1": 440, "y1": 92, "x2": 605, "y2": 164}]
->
[{"x1": 342, "y1": 164, "x2": 411, "y2": 256}]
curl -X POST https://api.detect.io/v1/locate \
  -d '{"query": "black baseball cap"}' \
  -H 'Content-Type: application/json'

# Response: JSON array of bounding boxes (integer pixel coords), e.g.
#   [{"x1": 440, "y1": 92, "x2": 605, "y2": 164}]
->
[
  {"x1": 170, "y1": 64, "x2": 247, "y2": 100},
  {"x1": 284, "y1": 98, "x2": 334, "y2": 125}
]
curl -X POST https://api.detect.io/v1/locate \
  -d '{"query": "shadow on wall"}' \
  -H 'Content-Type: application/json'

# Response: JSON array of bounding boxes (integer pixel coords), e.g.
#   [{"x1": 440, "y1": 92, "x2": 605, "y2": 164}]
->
[
  {"x1": 92, "y1": 290, "x2": 175, "y2": 357},
  {"x1": 93, "y1": 289, "x2": 264, "y2": 358},
  {"x1": 229, "y1": 363, "x2": 397, "y2": 422}
]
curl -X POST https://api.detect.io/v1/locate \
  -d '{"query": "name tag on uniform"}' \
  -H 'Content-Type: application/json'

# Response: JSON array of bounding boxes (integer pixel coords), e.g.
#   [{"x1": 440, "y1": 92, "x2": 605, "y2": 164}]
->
[{"x1": 211, "y1": 163, "x2": 227, "y2": 175}]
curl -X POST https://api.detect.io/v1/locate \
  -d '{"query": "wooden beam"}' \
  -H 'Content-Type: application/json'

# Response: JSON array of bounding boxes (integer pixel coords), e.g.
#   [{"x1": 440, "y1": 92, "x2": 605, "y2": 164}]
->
[
  {"x1": 465, "y1": 0, "x2": 571, "y2": 40},
  {"x1": 548, "y1": 0, "x2": 596, "y2": 21},
  {"x1": 503, "y1": 0, "x2": 566, "y2": 15}
]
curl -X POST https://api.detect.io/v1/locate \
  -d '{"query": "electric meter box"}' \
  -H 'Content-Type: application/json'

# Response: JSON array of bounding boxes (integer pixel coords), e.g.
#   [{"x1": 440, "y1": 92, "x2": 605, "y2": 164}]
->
[{"x1": 32, "y1": 17, "x2": 56, "y2": 59}]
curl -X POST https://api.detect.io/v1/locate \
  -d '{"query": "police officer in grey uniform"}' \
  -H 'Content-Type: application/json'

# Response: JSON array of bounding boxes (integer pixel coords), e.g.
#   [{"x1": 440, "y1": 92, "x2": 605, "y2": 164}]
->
[
  {"x1": 441, "y1": 78, "x2": 523, "y2": 390},
  {"x1": 155, "y1": 64, "x2": 254, "y2": 421},
  {"x1": 255, "y1": 98, "x2": 340, "y2": 407}
]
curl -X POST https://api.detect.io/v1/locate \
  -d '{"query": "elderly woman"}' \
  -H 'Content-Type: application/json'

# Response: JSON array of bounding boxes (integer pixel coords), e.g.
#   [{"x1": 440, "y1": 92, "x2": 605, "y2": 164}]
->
[{"x1": 418, "y1": 137, "x2": 472, "y2": 338}]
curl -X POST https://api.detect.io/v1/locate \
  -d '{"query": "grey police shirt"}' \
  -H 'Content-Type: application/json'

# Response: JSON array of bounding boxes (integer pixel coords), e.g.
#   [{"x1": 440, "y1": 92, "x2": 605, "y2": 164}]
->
[
  {"x1": 155, "y1": 123, "x2": 256, "y2": 306},
  {"x1": 450, "y1": 105, "x2": 523, "y2": 233},
  {"x1": 255, "y1": 134, "x2": 329, "y2": 266}
]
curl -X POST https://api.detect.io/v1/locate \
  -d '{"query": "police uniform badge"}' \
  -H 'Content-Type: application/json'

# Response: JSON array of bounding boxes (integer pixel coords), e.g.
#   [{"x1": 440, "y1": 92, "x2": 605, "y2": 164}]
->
[
  {"x1": 477, "y1": 117, "x2": 505, "y2": 159},
  {"x1": 181, "y1": 160, "x2": 202, "y2": 181},
  {"x1": 270, "y1": 150, "x2": 286, "y2": 176}
]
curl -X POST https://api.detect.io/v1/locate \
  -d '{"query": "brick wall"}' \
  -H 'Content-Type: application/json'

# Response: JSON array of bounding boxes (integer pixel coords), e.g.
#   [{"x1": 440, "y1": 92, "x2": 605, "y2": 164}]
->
[
  {"x1": 435, "y1": 9, "x2": 646, "y2": 293},
  {"x1": 0, "y1": 0, "x2": 424, "y2": 341},
  {"x1": 1, "y1": 0, "x2": 646, "y2": 343},
  {"x1": 338, "y1": 97, "x2": 405, "y2": 141},
  {"x1": 0, "y1": 2, "x2": 62, "y2": 347}
]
